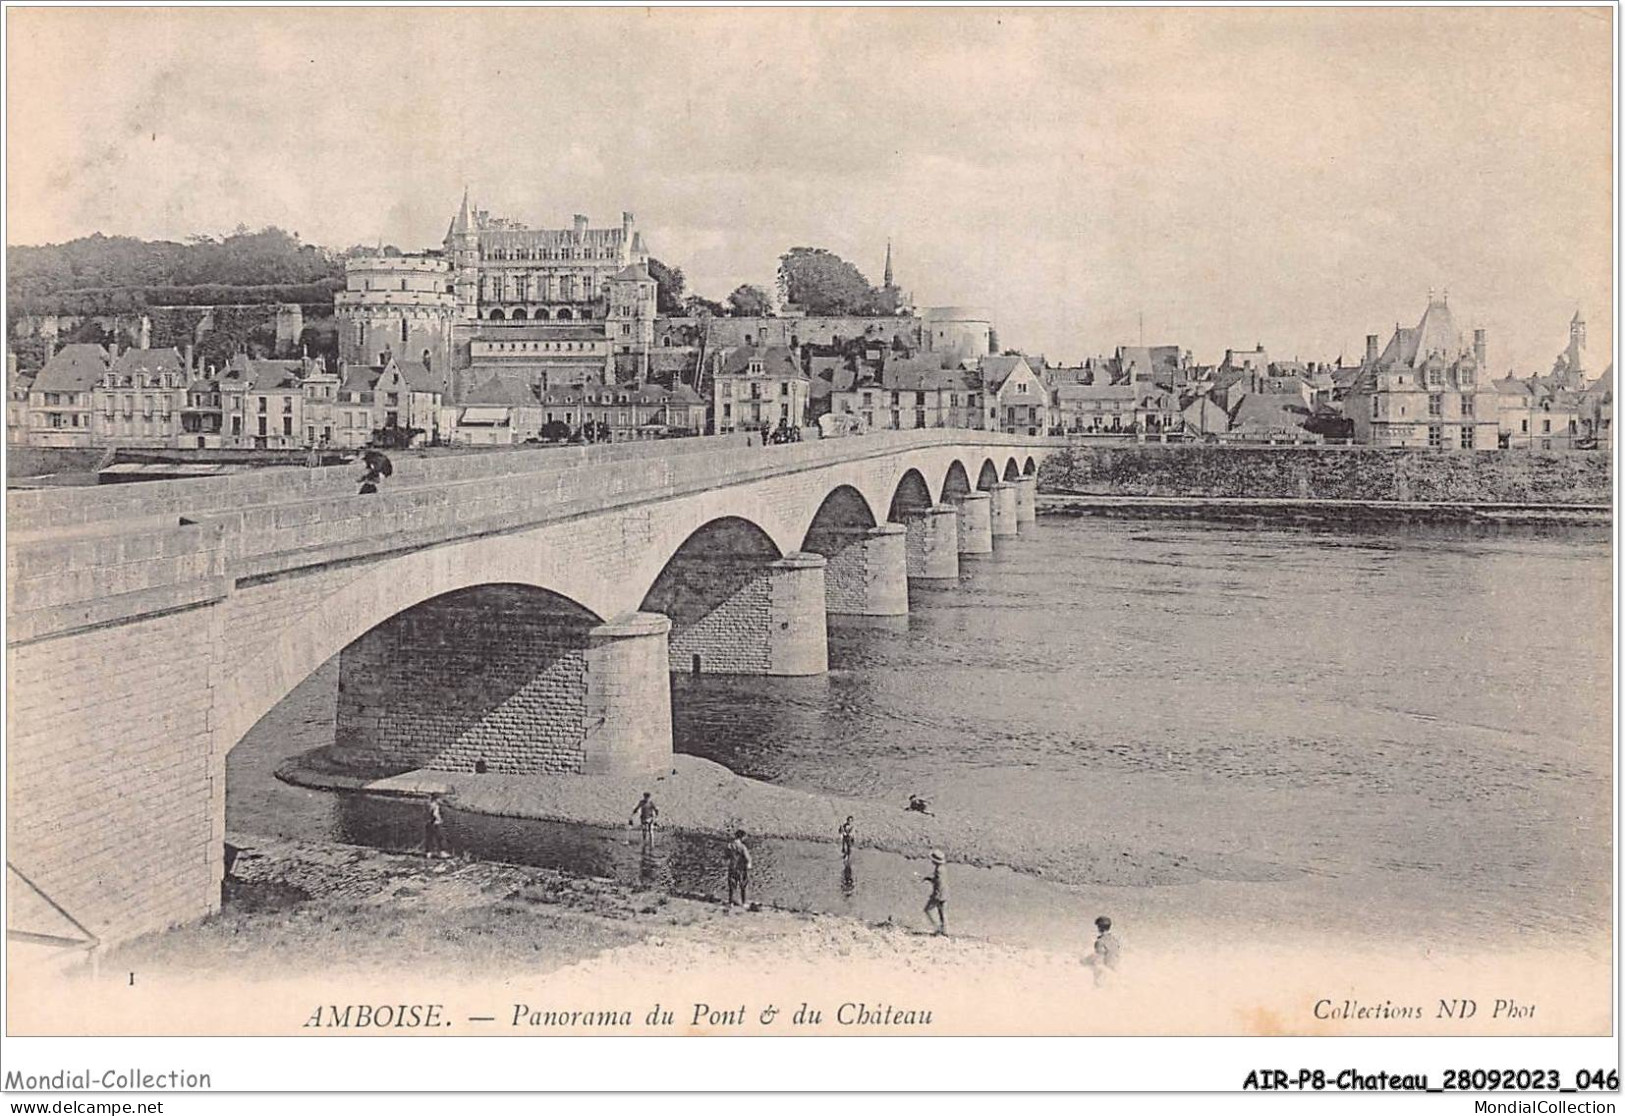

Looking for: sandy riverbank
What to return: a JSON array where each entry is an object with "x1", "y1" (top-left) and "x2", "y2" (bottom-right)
[
  {"x1": 11, "y1": 834, "x2": 1607, "y2": 1037},
  {"x1": 280, "y1": 749, "x2": 1278, "y2": 894}
]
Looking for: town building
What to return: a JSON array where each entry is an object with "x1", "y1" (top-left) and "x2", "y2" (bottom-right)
[
  {"x1": 27, "y1": 344, "x2": 109, "y2": 447},
  {"x1": 712, "y1": 346, "x2": 810, "y2": 435},
  {"x1": 979, "y1": 354, "x2": 1052, "y2": 435},
  {"x1": 827, "y1": 354, "x2": 983, "y2": 431},
  {"x1": 92, "y1": 347, "x2": 189, "y2": 448},
  {"x1": 1345, "y1": 293, "x2": 1498, "y2": 450}
]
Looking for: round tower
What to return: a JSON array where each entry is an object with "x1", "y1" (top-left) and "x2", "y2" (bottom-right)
[{"x1": 334, "y1": 255, "x2": 457, "y2": 380}]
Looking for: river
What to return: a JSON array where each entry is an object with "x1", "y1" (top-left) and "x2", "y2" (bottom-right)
[{"x1": 227, "y1": 515, "x2": 1613, "y2": 950}]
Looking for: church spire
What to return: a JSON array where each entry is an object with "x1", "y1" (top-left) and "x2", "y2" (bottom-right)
[{"x1": 883, "y1": 239, "x2": 893, "y2": 288}]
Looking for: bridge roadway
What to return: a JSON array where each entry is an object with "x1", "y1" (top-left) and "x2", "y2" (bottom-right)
[{"x1": 6, "y1": 430, "x2": 1056, "y2": 949}]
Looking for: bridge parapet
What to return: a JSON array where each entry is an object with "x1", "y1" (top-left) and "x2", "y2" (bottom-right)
[
  {"x1": 6, "y1": 432, "x2": 1056, "y2": 646},
  {"x1": 6, "y1": 519, "x2": 229, "y2": 644}
]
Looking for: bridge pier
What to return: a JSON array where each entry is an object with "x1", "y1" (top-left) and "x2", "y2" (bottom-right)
[
  {"x1": 581, "y1": 612, "x2": 674, "y2": 775},
  {"x1": 903, "y1": 504, "x2": 960, "y2": 581},
  {"x1": 989, "y1": 481, "x2": 1020, "y2": 539},
  {"x1": 955, "y1": 491, "x2": 993, "y2": 554},
  {"x1": 664, "y1": 551, "x2": 828, "y2": 676},
  {"x1": 1013, "y1": 475, "x2": 1038, "y2": 526},
  {"x1": 820, "y1": 524, "x2": 909, "y2": 616}
]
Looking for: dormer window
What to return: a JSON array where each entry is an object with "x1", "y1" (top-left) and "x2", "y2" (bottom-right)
[{"x1": 748, "y1": 360, "x2": 764, "y2": 375}]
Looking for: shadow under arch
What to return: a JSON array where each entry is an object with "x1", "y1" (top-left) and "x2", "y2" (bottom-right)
[
  {"x1": 1003, "y1": 457, "x2": 1022, "y2": 481},
  {"x1": 887, "y1": 468, "x2": 935, "y2": 522},
  {"x1": 942, "y1": 459, "x2": 972, "y2": 501},
  {"x1": 317, "y1": 583, "x2": 605, "y2": 776},
  {"x1": 976, "y1": 458, "x2": 1001, "y2": 490},
  {"x1": 1023, "y1": 456, "x2": 1037, "y2": 476},
  {"x1": 800, "y1": 483, "x2": 880, "y2": 556},
  {"x1": 639, "y1": 516, "x2": 785, "y2": 675}
]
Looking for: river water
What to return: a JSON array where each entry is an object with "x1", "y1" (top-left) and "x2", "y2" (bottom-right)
[{"x1": 227, "y1": 515, "x2": 1613, "y2": 950}]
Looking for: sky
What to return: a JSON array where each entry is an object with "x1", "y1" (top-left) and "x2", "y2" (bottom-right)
[{"x1": 5, "y1": 6, "x2": 1615, "y2": 373}]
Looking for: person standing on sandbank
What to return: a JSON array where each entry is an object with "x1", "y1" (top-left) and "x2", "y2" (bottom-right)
[
  {"x1": 839, "y1": 816, "x2": 856, "y2": 863},
  {"x1": 923, "y1": 849, "x2": 948, "y2": 935},
  {"x1": 727, "y1": 829, "x2": 753, "y2": 907},
  {"x1": 424, "y1": 793, "x2": 448, "y2": 858},
  {"x1": 1086, "y1": 915, "x2": 1121, "y2": 986},
  {"x1": 630, "y1": 792, "x2": 659, "y2": 844}
]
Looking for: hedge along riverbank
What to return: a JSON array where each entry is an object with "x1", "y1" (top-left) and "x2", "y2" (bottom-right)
[{"x1": 1037, "y1": 445, "x2": 1612, "y2": 505}]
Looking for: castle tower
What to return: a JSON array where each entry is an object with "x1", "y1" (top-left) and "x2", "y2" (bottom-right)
[
  {"x1": 444, "y1": 187, "x2": 481, "y2": 321},
  {"x1": 608, "y1": 260, "x2": 658, "y2": 372},
  {"x1": 335, "y1": 255, "x2": 458, "y2": 390}
]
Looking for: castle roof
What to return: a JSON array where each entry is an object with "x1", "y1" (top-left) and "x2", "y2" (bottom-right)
[{"x1": 611, "y1": 262, "x2": 652, "y2": 283}]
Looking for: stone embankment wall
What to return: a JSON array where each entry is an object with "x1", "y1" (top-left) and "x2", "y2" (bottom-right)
[{"x1": 1037, "y1": 446, "x2": 1612, "y2": 505}]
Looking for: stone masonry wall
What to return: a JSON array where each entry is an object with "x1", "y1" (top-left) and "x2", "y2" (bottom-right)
[
  {"x1": 332, "y1": 587, "x2": 593, "y2": 775},
  {"x1": 661, "y1": 566, "x2": 773, "y2": 674},
  {"x1": 1037, "y1": 445, "x2": 1612, "y2": 504},
  {"x1": 6, "y1": 604, "x2": 220, "y2": 945}
]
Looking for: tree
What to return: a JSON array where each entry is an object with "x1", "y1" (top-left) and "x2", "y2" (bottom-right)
[
  {"x1": 776, "y1": 247, "x2": 882, "y2": 316},
  {"x1": 646, "y1": 258, "x2": 687, "y2": 315},
  {"x1": 539, "y1": 419, "x2": 572, "y2": 443},
  {"x1": 727, "y1": 284, "x2": 773, "y2": 318},
  {"x1": 682, "y1": 294, "x2": 726, "y2": 317},
  {"x1": 369, "y1": 424, "x2": 423, "y2": 449}
]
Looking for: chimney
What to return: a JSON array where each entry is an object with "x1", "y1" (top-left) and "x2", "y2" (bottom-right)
[
  {"x1": 1364, "y1": 334, "x2": 1379, "y2": 366},
  {"x1": 573, "y1": 214, "x2": 589, "y2": 237},
  {"x1": 1473, "y1": 328, "x2": 1486, "y2": 367},
  {"x1": 184, "y1": 343, "x2": 195, "y2": 376},
  {"x1": 622, "y1": 211, "x2": 634, "y2": 235}
]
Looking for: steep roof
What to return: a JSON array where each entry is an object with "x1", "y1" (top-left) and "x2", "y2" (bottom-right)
[
  {"x1": 1056, "y1": 382, "x2": 1138, "y2": 402},
  {"x1": 882, "y1": 358, "x2": 974, "y2": 393},
  {"x1": 719, "y1": 346, "x2": 805, "y2": 378},
  {"x1": 112, "y1": 347, "x2": 185, "y2": 377},
  {"x1": 33, "y1": 344, "x2": 110, "y2": 393},
  {"x1": 1229, "y1": 392, "x2": 1312, "y2": 434},
  {"x1": 611, "y1": 262, "x2": 652, "y2": 282},
  {"x1": 339, "y1": 364, "x2": 385, "y2": 395},
  {"x1": 464, "y1": 376, "x2": 538, "y2": 407}
]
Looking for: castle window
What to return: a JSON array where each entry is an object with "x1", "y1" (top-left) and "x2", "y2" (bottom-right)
[
  {"x1": 1427, "y1": 425, "x2": 1442, "y2": 448},
  {"x1": 1461, "y1": 395, "x2": 1474, "y2": 418},
  {"x1": 1427, "y1": 394, "x2": 1442, "y2": 417},
  {"x1": 1460, "y1": 426, "x2": 1475, "y2": 449}
]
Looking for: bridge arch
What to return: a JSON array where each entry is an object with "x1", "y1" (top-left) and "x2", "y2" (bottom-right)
[
  {"x1": 217, "y1": 539, "x2": 628, "y2": 755},
  {"x1": 800, "y1": 484, "x2": 880, "y2": 554},
  {"x1": 1003, "y1": 457, "x2": 1022, "y2": 481},
  {"x1": 976, "y1": 458, "x2": 1001, "y2": 490},
  {"x1": 942, "y1": 459, "x2": 972, "y2": 501},
  {"x1": 888, "y1": 468, "x2": 935, "y2": 520},
  {"x1": 318, "y1": 583, "x2": 604, "y2": 775},
  {"x1": 1024, "y1": 456, "x2": 1036, "y2": 475}
]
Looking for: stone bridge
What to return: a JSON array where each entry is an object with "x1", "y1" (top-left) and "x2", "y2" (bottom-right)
[{"x1": 6, "y1": 430, "x2": 1057, "y2": 947}]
